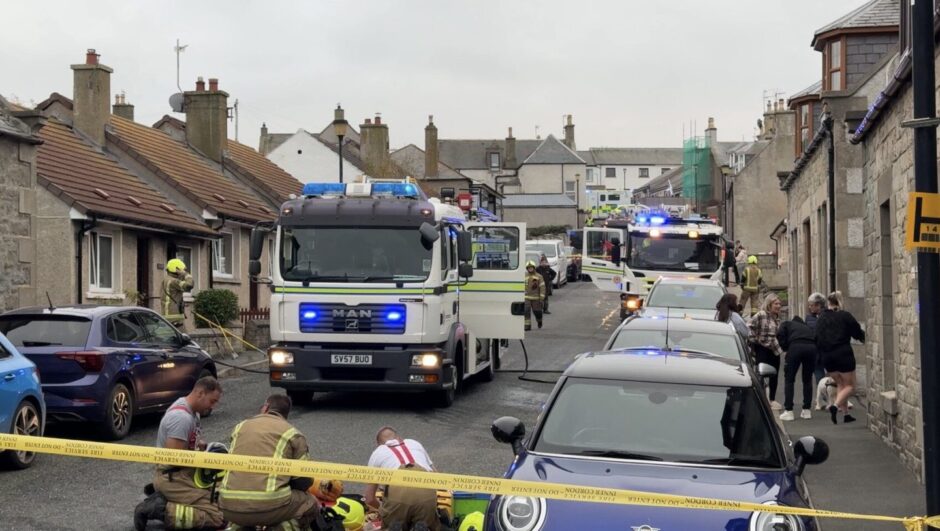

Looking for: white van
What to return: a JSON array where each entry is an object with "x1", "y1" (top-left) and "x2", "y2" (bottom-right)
[{"x1": 525, "y1": 240, "x2": 568, "y2": 288}]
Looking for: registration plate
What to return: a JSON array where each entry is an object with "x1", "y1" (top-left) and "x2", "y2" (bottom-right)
[{"x1": 330, "y1": 354, "x2": 373, "y2": 365}]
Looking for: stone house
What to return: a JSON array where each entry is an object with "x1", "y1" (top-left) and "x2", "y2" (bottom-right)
[
  {"x1": 578, "y1": 147, "x2": 682, "y2": 204},
  {"x1": 0, "y1": 96, "x2": 43, "y2": 312},
  {"x1": 780, "y1": 0, "x2": 899, "y2": 323},
  {"x1": 846, "y1": 0, "x2": 934, "y2": 480}
]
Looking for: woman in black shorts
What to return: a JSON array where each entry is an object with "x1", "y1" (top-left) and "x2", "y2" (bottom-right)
[{"x1": 815, "y1": 291, "x2": 865, "y2": 424}]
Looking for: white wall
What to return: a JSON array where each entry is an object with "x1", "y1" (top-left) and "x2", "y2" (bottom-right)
[
  {"x1": 267, "y1": 131, "x2": 362, "y2": 184},
  {"x1": 597, "y1": 164, "x2": 676, "y2": 196},
  {"x1": 517, "y1": 163, "x2": 586, "y2": 194}
]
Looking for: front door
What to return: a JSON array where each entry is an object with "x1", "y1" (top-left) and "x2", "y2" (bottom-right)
[
  {"x1": 582, "y1": 227, "x2": 626, "y2": 293},
  {"x1": 460, "y1": 222, "x2": 526, "y2": 340},
  {"x1": 137, "y1": 237, "x2": 150, "y2": 308}
]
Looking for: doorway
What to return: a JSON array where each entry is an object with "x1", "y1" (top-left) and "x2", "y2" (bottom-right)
[
  {"x1": 880, "y1": 201, "x2": 896, "y2": 392},
  {"x1": 802, "y1": 218, "x2": 812, "y2": 303},
  {"x1": 136, "y1": 237, "x2": 150, "y2": 308}
]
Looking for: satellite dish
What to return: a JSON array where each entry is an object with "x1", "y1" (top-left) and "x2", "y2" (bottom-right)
[{"x1": 169, "y1": 93, "x2": 184, "y2": 113}]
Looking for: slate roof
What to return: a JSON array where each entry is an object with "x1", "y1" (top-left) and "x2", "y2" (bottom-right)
[
  {"x1": 0, "y1": 95, "x2": 41, "y2": 144},
  {"x1": 438, "y1": 139, "x2": 542, "y2": 170},
  {"x1": 523, "y1": 135, "x2": 585, "y2": 165},
  {"x1": 501, "y1": 193, "x2": 577, "y2": 208},
  {"x1": 318, "y1": 122, "x2": 361, "y2": 148},
  {"x1": 789, "y1": 80, "x2": 823, "y2": 103},
  {"x1": 577, "y1": 150, "x2": 596, "y2": 165},
  {"x1": 390, "y1": 144, "x2": 468, "y2": 180},
  {"x1": 225, "y1": 140, "x2": 303, "y2": 202},
  {"x1": 36, "y1": 119, "x2": 213, "y2": 235},
  {"x1": 583, "y1": 147, "x2": 683, "y2": 166},
  {"x1": 312, "y1": 132, "x2": 368, "y2": 172},
  {"x1": 813, "y1": 0, "x2": 899, "y2": 47},
  {"x1": 637, "y1": 166, "x2": 684, "y2": 196},
  {"x1": 710, "y1": 141, "x2": 746, "y2": 169},
  {"x1": 108, "y1": 115, "x2": 272, "y2": 223}
]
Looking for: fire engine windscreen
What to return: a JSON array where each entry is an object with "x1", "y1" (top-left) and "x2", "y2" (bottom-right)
[
  {"x1": 627, "y1": 234, "x2": 720, "y2": 272},
  {"x1": 280, "y1": 227, "x2": 433, "y2": 282}
]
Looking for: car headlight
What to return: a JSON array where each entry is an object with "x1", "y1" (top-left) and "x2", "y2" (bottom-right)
[
  {"x1": 269, "y1": 350, "x2": 293, "y2": 365},
  {"x1": 411, "y1": 353, "x2": 440, "y2": 368},
  {"x1": 498, "y1": 496, "x2": 546, "y2": 531},
  {"x1": 749, "y1": 502, "x2": 804, "y2": 531}
]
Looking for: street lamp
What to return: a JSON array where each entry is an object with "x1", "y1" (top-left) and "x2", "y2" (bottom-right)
[{"x1": 332, "y1": 104, "x2": 348, "y2": 183}]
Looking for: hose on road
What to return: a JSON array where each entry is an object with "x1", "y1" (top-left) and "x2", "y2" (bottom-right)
[{"x1": 495, "y1": 340, "x2": 562, "y2": 384}]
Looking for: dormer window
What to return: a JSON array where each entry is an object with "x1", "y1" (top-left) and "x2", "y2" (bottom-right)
[
  {"x1": 489, "y1": 152, "x2": 500, "y2": 169},
  {"x1": 824, "y1": 38, "x2": 845, "y2": 91}
]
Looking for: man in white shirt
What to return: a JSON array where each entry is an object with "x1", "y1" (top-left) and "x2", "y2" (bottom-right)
[{"x1": 364, "y1": 426, "x2": 440, "y2": 531}]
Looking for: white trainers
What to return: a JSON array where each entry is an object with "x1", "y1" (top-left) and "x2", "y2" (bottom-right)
[
  {"x1": 800, "y1": 410, "x2": 812, "y2": 420},
  {"x1": 771, "y1": 401, "x2": 783, "y2": 411},
  {"x1": 779, "y1": 410, "x2": 795, "y2": 421}
]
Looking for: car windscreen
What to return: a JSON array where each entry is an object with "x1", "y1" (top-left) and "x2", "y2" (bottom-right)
[
  {"x1": 628, "y1": 234, "x2": 720, "y2": 272},
  {"x1": 0, "y1": 315, "x2": 92, "y2": 348},
  {"x1": 535, "y1": 378, "x2": 781, "y2": 467},
  {"x1": 526, "y1": 243, "x2": 557, "y2": 258},
  {"x1": 646, "y1": 283, "x2": 724, "y2": 310},
  {"x1": 610, "y1": 328, "x2": 741, "y2": 359},
  {"x1": 280, "y1": 227, "x2": 433, "y2": 282}
]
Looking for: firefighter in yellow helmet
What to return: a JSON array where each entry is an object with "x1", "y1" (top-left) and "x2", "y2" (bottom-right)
[
  {"x1": 162, "y1": 258, "x2": 194, "y2": 329},
  {"x1": 740, "y1": 255, "x2": 763, "y2": 317},
  {"x1": 524, "y1": 260, "x2": 546, "y2": 331}
]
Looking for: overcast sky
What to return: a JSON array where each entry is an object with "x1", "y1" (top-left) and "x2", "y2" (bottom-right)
[{"x1": 3, "y1": 0, "x2": 866, "y2": 150}]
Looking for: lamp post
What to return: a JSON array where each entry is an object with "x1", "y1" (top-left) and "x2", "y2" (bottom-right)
[
  {"x1": 332, "y1": 104, "x2": 348, "y2": 183},
  {"x1": 575, "y1": 173, "x2": 581, "y2": 228}
]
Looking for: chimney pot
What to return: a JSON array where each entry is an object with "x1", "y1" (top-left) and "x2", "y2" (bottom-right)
[
  {"x1": 196, "y1": 77, "x2": 205, "y2": 91},
  {"x1": 566, "y1": 114, "x2": 573, "y2": 125},
  {"x1": 208, "y1": 78, "x2": 219, "y2": 91},
  {"x1": 85, "y1": 49, "x2": 99, "y2": 65},
  {"x1": 778, "y1": 98, "x2": 785, "y2": 110},
  {"x1": 374, "y1": 114, "x2": 382, "y2": 125},
  {"x1": 428, "y1": 114, "x2": 433, "y2": 124},
  {"x1": 365, "y1": 118, "x2": 372, "y2": 125},
  {"x1": 508, "y1": 127, "x2": 513, "y2": 138}
]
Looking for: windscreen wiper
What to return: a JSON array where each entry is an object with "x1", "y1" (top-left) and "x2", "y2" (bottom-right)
[
  {"x1": 361, "y1": 275, "x2": 425, "y2": 283},
  {"x1": 304, "y1": 274, "x2": 365, "y2": 282},
  {"x1": 576, "y1": 450, "x2": 664, "y2": 461}
]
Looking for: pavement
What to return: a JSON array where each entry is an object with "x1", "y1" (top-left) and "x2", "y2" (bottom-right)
[{"x1": 0, "y1": 280, "x2": 926, "y2": 530}]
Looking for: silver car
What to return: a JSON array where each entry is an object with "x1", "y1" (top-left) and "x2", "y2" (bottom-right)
[{"x1": 604, "y1": 315, "x2": 749, "y2": 362}]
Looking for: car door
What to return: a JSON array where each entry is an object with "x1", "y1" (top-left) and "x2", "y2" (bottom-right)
[
  {"x1": 105, "y1": 311, "x2": 166, "y2": 409},
  {"x1": 582, "y1": 227, "x2": 627, "y2": 293},
  {"x1": 134, "y1": 311, "x2": 200, "y2": 402},
  {"x1": 0, "y1": 340, "x2": 35, "y2": 433},
  {"x1": 461, "y1": 222, "x2": 526, "y2": 340}
]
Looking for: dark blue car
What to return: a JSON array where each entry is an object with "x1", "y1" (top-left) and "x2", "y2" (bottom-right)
[
  {"x1": 0, "y1": 306, "x2": 216, "y2": 440},
  {"x1": 489, "y1": 348, "x2": 828, "y2": 531}
]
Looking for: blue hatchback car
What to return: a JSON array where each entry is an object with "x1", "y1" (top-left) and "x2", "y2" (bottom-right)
[
  {"x1": 0, "y1": 331, "x2": 45, "y2": 469},
  {"x1": 489, "y1": 348, "x2": 829, "y2": 531},
  {"x1": 0, "y1": 306, "x2": 216, "y2": 440}
]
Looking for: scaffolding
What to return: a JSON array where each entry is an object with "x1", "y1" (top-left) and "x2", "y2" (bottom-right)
[{"x1": 682, "y1": 136, "x2": 711, "y2": 209}]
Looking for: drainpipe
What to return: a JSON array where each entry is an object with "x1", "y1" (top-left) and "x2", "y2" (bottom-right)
[
  {"x1": 822, "y1": 111, "x2": 836, "y2": 293},
  {"x1": 76, "y1": 218, "x2": 97, "y2": 304}
]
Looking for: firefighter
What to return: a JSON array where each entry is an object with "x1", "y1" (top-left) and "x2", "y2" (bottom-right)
[
  {"x1": 364, "y1": 426, "x2": 440, "y2": 531},
  {"x1": 219, "y1": 394, "x2": 321, "y2": 530},
  {"x1": 524, "y1": 260, "x2": 546, "y2": 330},
  {"x1": 740, "y1": 255, "x2": 763, "y2": 317},
  {"x1": 162, "y1": 258, "x2": 194, "y2": 329},
  {"x1": 535, "y1": 255, "x2": 556, "y2": 314}
]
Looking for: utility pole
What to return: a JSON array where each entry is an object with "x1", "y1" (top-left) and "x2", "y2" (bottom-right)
[{"x1": 910, "y1": 0, "x2": 940, "y2": 516}]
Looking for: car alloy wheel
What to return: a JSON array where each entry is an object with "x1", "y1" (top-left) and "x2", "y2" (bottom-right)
[
  {"x1": 99, "y1": 383, "x2": 133, "y2": 440},
  {"x1": 5, "y1": 401, "x2": 40, "y2": 468}
]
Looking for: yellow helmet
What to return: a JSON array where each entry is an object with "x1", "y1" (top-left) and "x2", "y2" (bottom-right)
[
  {"x1": 332, "y1": 497, "x2": 365, "y2": 530},
  {"x1": 459, "y1": 512, "x2": 485, "y2": 531},
  {"x1": 166, "y1": 258, "x2": 187, "y2": 274},
  {"x1": 526, "y1": 260, "x2": 537, "y2": 269},
  {"x1": 747, "y1": 255, "x2": 758, "y2": 264}
]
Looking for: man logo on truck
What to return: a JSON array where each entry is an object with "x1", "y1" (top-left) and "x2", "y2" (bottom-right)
[
  {"x1": 345, "y1": 319, "x2": 359, "y2": 331},
  {"x1": 333, "y1": 309, "x2": 373, "y2": 318}
]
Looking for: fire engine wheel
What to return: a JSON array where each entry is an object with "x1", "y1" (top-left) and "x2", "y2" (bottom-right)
[{"x1": 287, "y1": 390, "x2": 315, "y2": 406}]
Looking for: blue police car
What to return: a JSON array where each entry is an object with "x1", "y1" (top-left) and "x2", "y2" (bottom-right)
[{"x1": 489, "y1": 348, "x2": 828, "y2": 531}]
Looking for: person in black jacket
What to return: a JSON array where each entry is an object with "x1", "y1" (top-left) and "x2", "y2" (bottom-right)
[
  {"x1": 721, "y1": 240, "x2": 739, "y2": 287},
  {"x1": 777, "y1": 315, "x2": 816, "y2": 421},
  {"x1": 815, "y1": 291, "x2": 865, "y2": 424},
  {"x1": 535, "y1": 255, "x2": 556, "y2": 314}
]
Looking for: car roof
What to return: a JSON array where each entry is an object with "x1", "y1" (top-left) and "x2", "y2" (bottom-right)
[
  {"x1": 651, "y1": 277, "x2": 724, "y2": 287},
  {"x1": 526, "y1": 239, "x2": 562, "y2": 244},
  {"x1": 0, "y1": 305, "x2": 143, "y2": 318},
  {"x1": 617, "y1": 316, "x2": 735, "y2": 334},
  {"x1": 565, "y1": 348, "x2": 752, "y2": 387}
]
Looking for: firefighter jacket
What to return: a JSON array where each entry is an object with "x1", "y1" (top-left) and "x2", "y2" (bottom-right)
[
  {"x1": 741, "y1": 265, "x2": 762, "y2": 292},
  {"x1": 161, "y1": 272, "x2": 194, "y2": 324},
  {"x1": 218, "y1": 413, "x2": 310, "y2": 513},
  {"x1": 525, "y1": 271, "x2": 546, "y2": 301}
]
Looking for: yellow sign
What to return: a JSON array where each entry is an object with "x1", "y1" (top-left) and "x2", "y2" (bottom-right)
[
  {"x1": 0, "y1": 434, "x2": 937, "y2": 530},
  {"x1": 906, "y1": 192, "x2": 940, "y2": 251}
]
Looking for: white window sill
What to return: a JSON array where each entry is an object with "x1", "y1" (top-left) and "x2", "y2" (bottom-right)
[
  {"x1": 86, "y1": 292, "x2": 126, "y2": 301},
  {"x1": 183, "y1": 293, "x2": 195, "y2": 303},
  {"x1": 212, "y1": 276, "x2": 241, "y2": 285}
]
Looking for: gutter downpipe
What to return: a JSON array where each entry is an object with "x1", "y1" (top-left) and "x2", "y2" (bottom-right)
[
  {"x1": 823, "y1": 111, "x2": 836, "y2": 294},
  {"x1": 76, "y1": 218, "x2": 97, "y2": 304}
]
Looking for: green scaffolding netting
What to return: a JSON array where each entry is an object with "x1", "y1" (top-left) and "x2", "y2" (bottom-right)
[{"x1": 682, "y1": 136, "x2": 711, "y2": 207}]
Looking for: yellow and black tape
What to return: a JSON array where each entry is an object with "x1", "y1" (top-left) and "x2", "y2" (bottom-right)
[{"x1": 0, "y1": 434, "x2": 936, "y2": 530}]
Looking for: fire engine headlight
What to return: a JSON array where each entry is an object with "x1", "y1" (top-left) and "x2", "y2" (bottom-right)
[
  {"x1": 688, "y1": 230, "x2": 699, "y2": 238},
  {"x1": 269, "y1": 350, "x2": 294, "y2": 366},
  {"x1": 411, "y1": 353, "x2": 440, "y2": 368},
  {"x1": 498, "y1": 496, "x2": 546, "y2": 531},
  {"x1": 649, "y1": 229, "x2": 661, "y2": 238}
]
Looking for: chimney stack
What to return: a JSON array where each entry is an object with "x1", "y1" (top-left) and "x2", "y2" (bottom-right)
[
  {"x1": 705, "y1": 117, "x2": 717, "y2": 144},
  {"x1": 112, "y1": 92, "x2": 135, "y2": 121},
  {"x1": 360, "y1": 113, "x2": 391, "y2": 177},
  {"x1": 184, "y1": 76, "x2": 229, "y2": 162},
  {"x1": 424, "y1": 115, "x2": 438, "y2": 178},
  {"x1": 71, "y1": 48, "x2": 113, "y2": 145},
  {"x1": 563, "y1": 114, "x2": 576, "y2": 150},
  {"x1": 504, "y1": 127, "x2": 517, "y2": 169}
]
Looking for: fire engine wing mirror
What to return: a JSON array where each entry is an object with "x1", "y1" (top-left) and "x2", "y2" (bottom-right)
[
  {"x1": 419, "y1": 222, "x2": 440, "y2": 250},
  {"x1": 457, "y1": 232, "x2": 473, "y2": 262},
  {"x1": 458, "y1": 263, "x2": 474, "y2": 279},
  {"x1": 249, "y1": 227, "x2": 267, "y2": 261}
]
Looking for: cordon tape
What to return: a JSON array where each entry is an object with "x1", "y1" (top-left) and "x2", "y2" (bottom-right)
[{"x1": 1, "y1": 434, "x2": 937, "y2": 529}]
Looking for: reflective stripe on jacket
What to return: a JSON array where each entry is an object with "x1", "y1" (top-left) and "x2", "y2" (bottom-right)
[
  {"x1": 742, "y1": 265, "x2": 762, "y2": 292},
  {"x1": 524, "y1": 272, "x2": 545, "y2": 301},
  {"x1": 219, "y1": 413, "x2": 309, "y2": 512},
  {"x1": 161, "y1": 272, "x2": 193, "y2": 323}
]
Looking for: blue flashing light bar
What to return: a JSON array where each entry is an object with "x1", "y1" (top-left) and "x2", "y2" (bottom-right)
[
  {"x1": 386, "y1": 310, "x2": 404, "y2": 322},
  {"x1": 302, "y1": 183, "x2": 346, "y2": 197},
  {"x1": 372, "y1": 182, "x2": 419, "y2": 198},
  {"x1": 650, "y1": 215, "x2": 666, "y2": 225}
]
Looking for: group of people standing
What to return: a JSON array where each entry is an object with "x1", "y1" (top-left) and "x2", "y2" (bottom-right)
[
  {"x1": 523, "y1": 255, "x2": 557, "y2": 331},
  {"x1": 716, "y1": 289, "x2": 865, "y2": 425}
]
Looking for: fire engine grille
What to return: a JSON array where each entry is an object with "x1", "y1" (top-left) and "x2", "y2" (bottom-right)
[{"x1": 298, "y1": 303, "x2": 406, "y2": 334}]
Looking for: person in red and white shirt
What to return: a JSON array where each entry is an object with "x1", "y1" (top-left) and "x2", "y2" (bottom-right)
[{"x1": 364, "y1": 426, "x2": 440, "y2": 531}]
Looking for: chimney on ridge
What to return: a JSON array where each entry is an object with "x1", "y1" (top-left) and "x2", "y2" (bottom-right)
[
  {"x1": 112, "y1": 92, "x2": 134, "y2": 121},
  {"x1": 424, "y1": 115, "x2": 438, "y2": 178},
  {"x1": 360, "y1": 113, "x2": 391, "y2": 177},
  {"x1": 504, "y1": 127, "x2": 517, "y2": 169},
  {"x1": 71, "y1": 49, "x2": 113, "y2": 145},
  {"x1": 184, "y1": 76, "x2": 229, "y2": 162},
  {"x1": 705, "y1": 117, "x2": 717, "y2": 144},
  {"x1": 563, "y1": 114, "x2": 576, "y2": 150}
]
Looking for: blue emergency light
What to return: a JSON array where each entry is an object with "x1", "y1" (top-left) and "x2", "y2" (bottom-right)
[
  {"x1": 386, "y1": 310, "x2": 403, "y2": 322},
  {"x1": 372, "y1": 182, "x2": 419, "y2": 198},
  {"x1": 650, "y1": 215, "x2": 666, "y2": 225},
  {"x1": 302, "y1": 183, "x2": 346, "y2": 196}
]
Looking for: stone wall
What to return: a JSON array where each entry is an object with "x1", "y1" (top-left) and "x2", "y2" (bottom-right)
[
  {"x1": 0, "y1": 137, "x2": 39, "y2": 311},
  {"x1": 860, "y1": 77, "x2": 923, "y2": 480},
  {"x1": 846, "y1": 34, "x2": 899, "y2": 87}
]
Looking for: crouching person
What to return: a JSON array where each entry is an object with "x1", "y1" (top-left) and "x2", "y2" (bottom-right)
[
  {"x1": 364, "y1": 426, "x2": 440, "y2": 531},
  {"x1": 219, "y1": 394, "x2": 320, "y2": 530}
]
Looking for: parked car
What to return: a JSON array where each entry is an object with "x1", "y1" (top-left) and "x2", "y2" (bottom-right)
[
  {"x1": 638, "y1": 277, "x2": 727, "y2": 319},
  {"x1": 525, "y1": 240, "x2": 568, "y2": 288},
  {"x1": 0, "y1": 331, "x2": 45, "y2": 469},
  {"x1": 489, "y1": 347, "x2": 828, "y2": 530},
  {"x1": 605, "y1": 315, "x2": 749, "y2": 361},
  {"x1": 563, "y1": 245, "x2": 581, "y2": 282},
  {"x1": 0, "y1": 306, "x2": 217, "y2": 440}
]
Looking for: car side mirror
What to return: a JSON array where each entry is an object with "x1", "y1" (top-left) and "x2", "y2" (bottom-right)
[
  {"x1": 793, "y1": 436, "x2": 829, "y2": 474},
  {"x1": 457, "y1": 232, "x2": 473, "y2": 262},
  {"x1": 419, "y1": 222, "x2": 440, "y2": 250},
  {"x1": 177, "y1": 333, "x2": 192, "y2": 346},
  {"x1": 249, "y1": 260, "x2": 262, "y2": 277},
  {"x1": 757, "y1": 363, "x2": 777, "y2": 377},
  {"x1": 458, "y1": 263, "x2": 474, "y2": 279},
  {"x1": 492, "y1": 416, "x2": 526, "y2": 456},
  {"x1": 249, "y1": 227, "x2": 267, "y2": 261}
]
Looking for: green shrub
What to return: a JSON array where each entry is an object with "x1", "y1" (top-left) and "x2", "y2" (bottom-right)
[
  {"x1": 529, "y1": 225, "x2": 571, "y2": 238},
  {"x1": 194, "y1": 289, "x2": 239, "y2": 328}
]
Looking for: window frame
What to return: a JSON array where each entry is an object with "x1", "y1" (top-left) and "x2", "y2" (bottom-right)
[
  {"x1": 89, "y1": 230, "x2": 117, "y2": 293},
  {"x1": 639, "y1": 167, "x2": 650, "y2": 178},
  {"x1": 661, "y1": 167, "x2": 671, "y2": 175},
  {"x1": 134, "y1": 310, "x2": 182, "y2": 347},
  {"x1": 794, "y1": 100, "x2": 816, "y2": 155},
  {"x1": 174, "y1": 245, "x2": 197, "y2": 294},
  {"x1": 823, "y1": 36, "x2": 846, "y2": 91},
  {"x1": 605, "y1": 167, "x2": 617, "y2": 178},
  {"x1": 488, "y1": 152, "x2": 501, "y2": 170},
  {"x1": 212, "y1": 231, "x2": 235, "y2": 279}
]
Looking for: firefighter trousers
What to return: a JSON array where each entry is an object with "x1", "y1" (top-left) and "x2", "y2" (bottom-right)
[
  {"x1": 154, "y1": 468, "x2": 224, "y2": 530},
  {"x1": 524, "y1": 299, "x2": 543, "y2": 330},
  {"x1": 222, "y1": 490, "x2": 319, "y2": 530},
  {"x1": 739, "y1": 289, "x2": 760, "y2": 316},
  {"x1": 380, "y1": 486, "x2": 441, "y2": 531}
]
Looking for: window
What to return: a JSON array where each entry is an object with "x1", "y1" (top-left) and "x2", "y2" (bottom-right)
[
  {"x1": 661, "y1": 168, "x2": 671, "y2": 175},
  {"x1": 795, "y1": 101, "x2": 816, "y2": 155},
  {"x1": 0, "y1": 315, "x2": 92, "y2": 348},
  {"x1": 213, "y1": 232, "x2": 234, "y2": 277},
  {"x1": 488, "y1": 152, "x2": 500, "y2": 169},
  {"x1": 0, "y1": 341, "x2": 10, "y2": 359},
  {"x1": 586, "y1": 168, "x2": 596, "y2": 183},
  {"x1": 90, "y1": 231, "x2": 114, "y2": 291},
  {"x1": 639, "y1": 168, "x2": 650, "y2": 178},
  {"x1": 824, "y1": 38, "x2": 845, "y2": 91},
  {"x1": 605, "y1": 167, "x2": 616, "y2": 178},
  {"x1": 565, "y1": 180, "x2": 576, "y2": 200},
  {"x1": 468, "y1": 226, "x2": 520, "y2": 270},
  {"x1": 135, "y1": 311, "x2": 181, "y2": 346},
  {"x1": 439, "y1": 228, "x2": 455, "y2": 280},
  {"x1": 107, "y1": 312, "x2": 148, "y2": 343}
]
